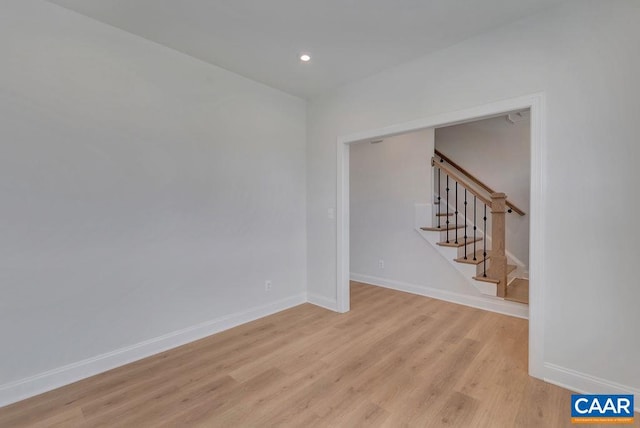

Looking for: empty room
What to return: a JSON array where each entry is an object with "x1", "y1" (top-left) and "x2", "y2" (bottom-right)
[{"x1": 1, "y1": 0, "x2": 639, "y2": 426}]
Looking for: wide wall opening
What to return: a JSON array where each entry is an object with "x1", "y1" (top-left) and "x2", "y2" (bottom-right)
[{"x1": 336, "y1": 94, "x2": 545, "y2": 378}]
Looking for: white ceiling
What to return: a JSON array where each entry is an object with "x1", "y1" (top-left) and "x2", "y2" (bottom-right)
[{"x1": 46, "y1": 0, "x2": 563, "y2": 99}]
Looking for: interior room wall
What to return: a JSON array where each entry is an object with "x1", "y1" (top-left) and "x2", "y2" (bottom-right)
[
  {"x1": 307, "y1": 0, "x2": 640, "y2": 399},
  {"x1": 349, "y1": 129, "x2": 480, "y2": 295},
  {"x1": 0, "y1": 0, "x2": 306, "y2": 403},
  {"x1": 435, "y1": 114, "x2": 530, "y2": 268}
]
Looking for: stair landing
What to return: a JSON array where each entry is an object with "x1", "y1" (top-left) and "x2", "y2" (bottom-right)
[{"x1": 505, "y1": 278, "x2": 529, "y2": 304}]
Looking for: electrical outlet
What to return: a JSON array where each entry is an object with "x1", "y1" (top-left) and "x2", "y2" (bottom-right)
[
  {"x1": 265, "y1": 280, "x2": 272, "y2": 292},
  {"x1": 378, "y1": 259, "x2": 384, "y2": 269}
]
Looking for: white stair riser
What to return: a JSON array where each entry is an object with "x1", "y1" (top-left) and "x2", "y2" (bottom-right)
[
  {"x1": 433, "y1": 228, "x2": 483, "y2": 242},
  {"x1": 471, "y1": 258, "x2": 522, "y2": 279}
]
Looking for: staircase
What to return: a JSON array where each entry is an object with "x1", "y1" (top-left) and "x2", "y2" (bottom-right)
[{"x1": 417, "y1": 151, "x2": 529, "y2": 304}]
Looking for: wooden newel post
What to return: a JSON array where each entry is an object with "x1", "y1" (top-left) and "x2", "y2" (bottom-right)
[{"x1": 489, "y1": 193, "x2": 508, "y2": 298}]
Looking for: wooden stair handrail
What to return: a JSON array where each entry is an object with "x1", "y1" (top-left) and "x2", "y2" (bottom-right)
[
  {"x1": 431, "y1": 157, "x2": 491, "y2": 206},
  {"x1": 434, "y1": 149, "x2": 526, "y2": 216}
]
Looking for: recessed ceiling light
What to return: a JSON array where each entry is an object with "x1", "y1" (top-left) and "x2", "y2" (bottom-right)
[{"x1": 299, "y1": 53, "x2": 311, "y2": 62}]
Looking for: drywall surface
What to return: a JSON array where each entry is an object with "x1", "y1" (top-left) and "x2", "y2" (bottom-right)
[
  {"x1": 436, "y1": 115, "x2": 530, "y2": 268},
  {"x1": 0, "y1": 0, "x2": 306, "y2": 392},
  {"x1": 307, "y1": 0, "x2": 640, "y2": 393},
  {"x1": 350, "y1": 130, "x2": 477, "y2": 295}
]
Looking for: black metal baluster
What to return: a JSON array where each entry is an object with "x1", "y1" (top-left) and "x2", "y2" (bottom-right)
[
  {"x1": 437, "y1": 168, "x2": 441, "y2": 228},
  {"x1": 454, "y1": 182, "x2": 458, "y2": 244},
  {"x1": 483, "y1": 204, "x2": 487, "y2": 277},
  {"x1": 463, "y1": 189, "x2": 468, "y2": 260},
  {"x1": 473, "y1": 196, "x2": 477, "y2": 261},
  {"x1": 446, "y1": 175, "x2": 450, "y2": 243}
]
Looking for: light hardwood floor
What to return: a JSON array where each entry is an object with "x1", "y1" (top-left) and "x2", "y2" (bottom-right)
[{"x1": 0, "y1": 282, "x2": 637, "y2": 427}]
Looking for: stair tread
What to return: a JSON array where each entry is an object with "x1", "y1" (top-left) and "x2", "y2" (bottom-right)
[
  {"x1": 472, "y1": 275, "x2": 500, "y2": 284},
  {"x1": 453, "y1": 252, "x2": 519, "y2": 272},
  {"x1": 437, "y1": 237, "x2": 483, "y2": 248},
  {"x1": 421, "y1": 225, "x2": 465, "y2": 232},
  {"x1": 454, "y1": 250, "x2": 491, "y2": 264}
]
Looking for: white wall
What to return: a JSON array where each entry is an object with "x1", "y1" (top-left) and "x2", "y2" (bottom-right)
[
  {"x1": 308, "y1": 0, "x2": 640, "y2": 397},
  {"x1": 0, "y1": 0, "x2": 306, "y2": 401},
  {"x1": 436, "y1": 114, "x2": 530, "y2": 268},
  {"x1": 349, "y1": 130, "x2": 478, "y2": 295}
]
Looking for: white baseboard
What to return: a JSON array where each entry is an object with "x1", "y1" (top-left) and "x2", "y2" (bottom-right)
[
  {"x1": 544, "y1": 363, "x2": 640, "y2": 413},
  {"x1": 350, "y1": 272, "x2": 528, "y2": 319},
  {"x1": 307, "y1": 293, "x2": 338, "y2": 311},
  {"x1": 0, "y1": 293, "x2": 307, "y2": 408}
]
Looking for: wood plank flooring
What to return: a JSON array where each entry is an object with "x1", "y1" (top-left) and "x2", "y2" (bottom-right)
[{"x1": 0, "y1": 281, "x2": 637, "y2": 427}]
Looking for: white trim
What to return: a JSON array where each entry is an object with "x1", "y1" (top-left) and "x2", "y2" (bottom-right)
[
  {"x1": 544, "y1": 363, "x2": 640, "y2": 413},
  {"x1": 0, "y1": 293, "x2": 307, "y2": 408},
  {"x1": 336, "y1": 93, "x2": 546, "y2": 380},
  {"x1": 528, "y1": 93, "x2": 546, "y2": 379},
  {"x1": 307, "y1": 293, "x2": 339, "y2": 311},
  {"x1": 336, "y1": 141, "x2": 350, "y2": 313},
  {"x1": 350, "y1": 273, "x2": 528, "y2": 319}
]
